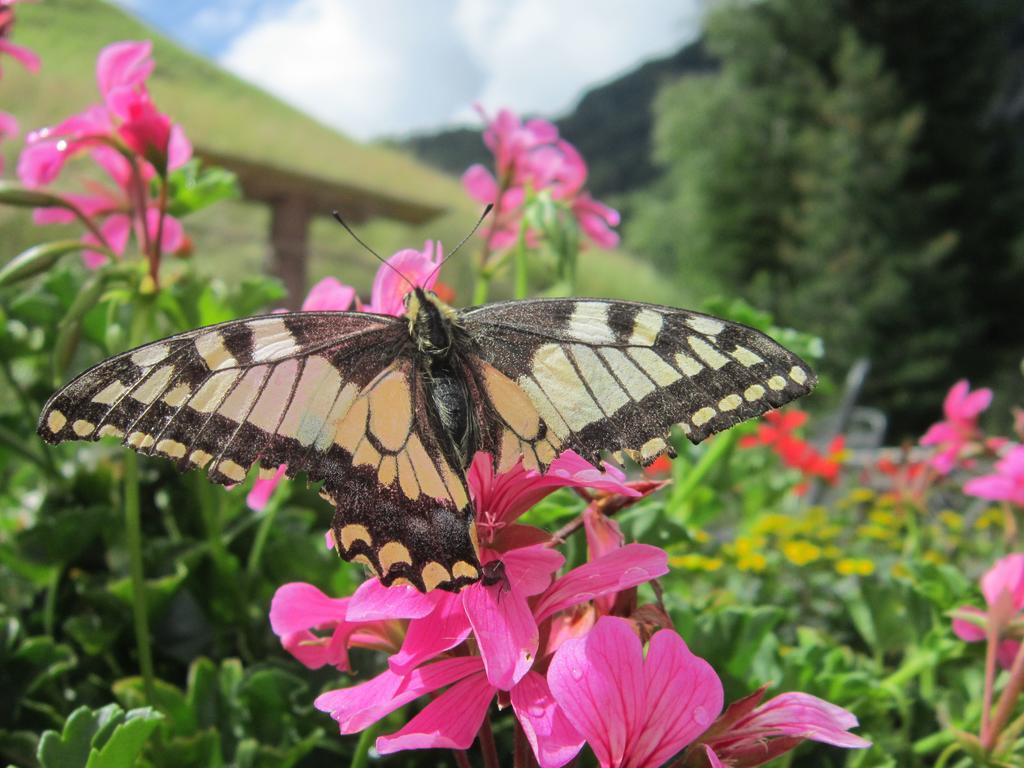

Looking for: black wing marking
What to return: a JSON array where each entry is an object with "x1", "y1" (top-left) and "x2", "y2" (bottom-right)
[
  {"x1": 459, "y1": 298, "x2": 816, "y2": 466},
  {"x1": 38, "y1": 311, "x2": 480, "y2": 591}
]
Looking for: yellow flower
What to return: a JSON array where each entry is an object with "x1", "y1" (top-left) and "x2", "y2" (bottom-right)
[
  {"x1": 890, "y1": 562, "x2": 910, "y2": 579},
  {"x1": 938, "y1": 510, "x2": 963, "y2": 531},
  {"x1": 975, "y1": 508, "x2": 1004, "y2": 530},
  {"x1": 849, "y1": 487, "x2": 876, "y2": 503},
  {"x1": 753, "y1": 513, "x2": 794, "y2": 536},
  {"x1": 869, "y1": 510, "x2": 897, "y2": 527},
  {"x1": 692, "y1": 529, "x2": 711, "y2": 544},
  {"x1": 816, "y1": 525, "x2": 843, "y2": 541},
  {"x1": 856, "y1": 524, "x2": 894, "y2": 541},
  {"x1": 782, "y1": 540, "x2": 821, "y2": 566},
  {"x1": 737, "y1": 552, "x2": 768, "y2": 572},
  {"x1": 670, "y1": 554, "x2": 724, "y2": 572},
  {"x1": 836, "y1": 558, "x2": 875, "y2": 577},
  {"x1": 922, "y1": 550, "x2": 945, "y2": 565}
]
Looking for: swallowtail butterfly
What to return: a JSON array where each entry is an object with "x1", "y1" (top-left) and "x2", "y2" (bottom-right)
[{"x1": 38, "y1": 288, "x2": 815, "y2": 592}]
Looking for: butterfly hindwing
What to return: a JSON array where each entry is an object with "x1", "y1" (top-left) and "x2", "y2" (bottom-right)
[{"x1": 460, "y1": 298, "x2": 816, "y2": 467}]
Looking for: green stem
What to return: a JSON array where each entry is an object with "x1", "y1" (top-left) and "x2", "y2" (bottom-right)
[
  {"x1": 43, "y1": 566, "x2": 60, "y2": 637},
  {"x1": 124, "y1": 450, "x2": 156, "y2": 704},
  {"x1": 473, "y1": 271, "x2": 490, "y2": 305},
  {"x1": 349, "y1": 721, "x2": 381, "y2": 768},
  {"x1": 245, "y1": 500, "x2": 280, "y2": 580},
  {"x1": 983, "y1": 636, "x2": 1024, "y2": 751},
  {"x1": 513, "y1": 219, "x2": 529, "y2": 300},
  {"x1": 932, "y1": 742, "x2": 962, "y2": 768},
  {"x1": 670, "y1": 431, "x2": 739, "y2": 522}
]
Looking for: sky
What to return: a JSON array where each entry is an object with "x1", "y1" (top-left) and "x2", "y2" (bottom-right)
[{"x1": 111, "y1": 0, "x2": 702, "y2": 140}]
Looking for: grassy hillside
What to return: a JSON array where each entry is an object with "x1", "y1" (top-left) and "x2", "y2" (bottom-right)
[{"x1": 0, "y1": 0, "x2": 687, "y2": 306}]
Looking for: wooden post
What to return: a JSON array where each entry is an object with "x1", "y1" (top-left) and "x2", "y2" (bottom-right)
[{"x1": 268, "y1": 195, "x2": 311, "y2": 308}]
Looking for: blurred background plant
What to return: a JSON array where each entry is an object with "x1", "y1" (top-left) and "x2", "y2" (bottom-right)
[{"x1": 1, "y1": 0, "x2": 1024, "y2": 766}]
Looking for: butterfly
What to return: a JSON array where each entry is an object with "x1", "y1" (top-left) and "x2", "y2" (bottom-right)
[{"x1": 38, "y1": 286, "x2": 815, "y2": 592}]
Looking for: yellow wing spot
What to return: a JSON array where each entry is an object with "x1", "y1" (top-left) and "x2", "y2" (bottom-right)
[
  {"x1": 46, "y1": 410, "x2": 67, "y2": 433},
  {"x1": 688, "y1": 337, "x2": 729, "y2": 370},
  {"x1": 533, "y1": 343, "x2": 605, "y2": 430},
  {"x1": 341, "y1": 524, "x2": 372, "y2": 549},
  {"x1": 640, "y1": 436, "x2": 667, "y2": 460},
  {"x1": 568, "y1": 302, "x2": 616, "y2": 344},
  {"x1": 422, "y1": 561, "x2": 451, "y2": 591},
  {"x1": 597, "y1": 347, "x2": 655, "y2": 400},
  {"x1": 391, "y1": 577, "x2": 414, "y2": 587},
  {"x1": 131, "y1": 344, "x2": 171, "y2": 367},
  {"x1": 405, "y1": 434, "x2": 449, "y2": 501},
  {"x1": 189, "y1": 370, "x2": 241, "y2": 413},
  {"x1": 744, "y1": 384, "x2": 766, "y2": 401},
  {"x1": 98, "y1": 424, "x2": 124, "y2": 439},
  {"x1": 396, "y1": 451, "x2": 420, "y2": 500},
  {"x1": 686, "y1": 316, "x2": 725, "y2": 335},
  {"x1": 440, "y1": 462, "x2": 469, "y2": 509},
  {"x1": 93, "y1": 380, "x2": 128, "y2": 405},
  {"x1": 249, "y1": 317, "x2": 300, "y2": 362},
  {"x1": 516, "y1": 376, "x2": 571, "y2": 441},
  {"x1": 732, "y1": 346, "x2": 764, "y2": 367},
  {"x1": 767, "y1": 375, "x2": 787, "y2": 391},
  {"x1": 194, "y1": 331, "x2": 237, "y2": 371},
  {"x1": 535, "y1": 438, "x2": 558, "y2": 467},
  {"x1": 131, "y1": 365, "x2": 175, "y2": 404},
  {"x1": 162, "y1": 383, "x2": 191, "y2": 407},
  {"x1": 219, "y1": 365, "x2": 270, "y2": 423},
  {"x1": 678, "y1": 422, "x2": 692, "y2": 435},
  {"x1": 335, "y1": 395, "x2": 369, "y2": 453},
  {"x1": 628, "y1": 308, "x2": 663, "y2": 346},
  {"x1": 258, "y1": 466, "x2": 278, "y2": 480},
  {"x1": 790, "y1": 366, "x2": 808, "y2": 385},
  {"x1": 718, "y1": 394, "x2": 743, "y2": 412},
  {"x1": 216, "y1": 459, "x2": 247, "y2": 482},
  {"x1": 127, "y1": 431, "x2": 155, "y2": 449},
  {"x1": 569, "y1": 345, "x2": 629, "y2": 416},
  {"x1": 353, "y1": 438, "x2": 382, "y2": 469},
  {"x1": 452, "y1": 561, "x2": 479, "y2": 580},
  {"x1": 692, "y1": 407, "x2": 716, "y2": 427},
  {"x1": 319, "y1": 490, "x2": 337, "y2": 505},
  {"x1": 674, "y1": 353, "x2": 703, "y2": 377},
  {"x1": 248, "y1": 360, "x2": 299, "y2": 432},
  {"x1": 189, "y1": 449, "x2": 213, "y2": 468},
  {"x1": 482, "y1": 363, "x2": 541, "y2": 439},
  {"x1": 379, "y1": 541, "x2": 413, "y2": 571},
  {"x1": 155, "y1": 439, "x2": 186, "y2": 459},
  {"x1": 352, "y1": 553, "x2": 373, "y2": 568},
  {"x1": 73, "y1": 419, "x2": 95, "y2": 437},
  {"x1": 378, "y1": 455, "x2": 398, "y2": 486},
  {"x1": 367, "y1": 369, "x2": 412, "y2": 451},
  {"x1": 628, "y1": 348, "x2": 682, "y2": 387},
  {"x1": 498, "y1": 429, "x2": 521, "y2": 473}
]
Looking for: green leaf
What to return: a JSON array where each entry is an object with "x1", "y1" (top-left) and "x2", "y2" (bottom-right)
[
  {"x1": 164, "y1": 160, "x2": 241, "y2": 218},
  {"x1": 85, "y1": 708, "x2": 162, "y2": 768},
  {"x1": 0, "y1": 241, "x2": 92, "y2": 288},
  {"x1": 37, "y1": 704, "x2": 121, "y2": 768},
  {"x1": 107, "y1": 563, "x2": 189, "y2": 620}
]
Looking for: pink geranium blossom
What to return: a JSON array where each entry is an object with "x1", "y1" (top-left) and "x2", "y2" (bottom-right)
[
  {"x1": 0, "y1": 1, "x2": 40, "y2": 76},
  {"x1": 547, "y1": 615, "x2": 723, "y2": 768},
  {"x1": 920, "y1": 380, "x2": 995, "y2": 475},
  {"x1": 964, "y1": 444, "x2": 1024, "y2": 508},
  {"x1": 463, "y1": 106, "x2": 619, "y2": 253},
  {"x1": 695, "y1": 685, "x2": 870, "y2": 766},
  {"x1": 952, "y1": 553, "x2": 1024, "y2": 669},
  {"x1": 19, "y1": 40, "x2": 190, "y2": 188}
]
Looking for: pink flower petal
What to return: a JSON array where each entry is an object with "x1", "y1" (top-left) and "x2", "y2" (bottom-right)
[
  {"x1": 0, "y1": 111, "x2": 18, "y2": 140},
  {"x1": 548, "y1": 616, "x2": 645, "y2": 766},
  {"x1": 705, "y1": 746, "x2": 726, "y2": 767},
  {"x1": 366, "y1": 241, "x2": 442, "y2": 316},
  {"x1": 0, "y1": 39, "x2": 40, "y2": 73},
  {"x1": 463, "y1": 576, "x2": 539, "y2": 689},
  {"x1": 280, "y1": 627, "x2": 351, "y2": 671},
  {"x1": 511, "y1": 671, "x2": 585, "y2": 768},
  {"x1": 302, "y1": 277, "x2": 356, "y2": 312},
  {"x1": 347, "y1": 577, "x2": 442, "y2": 620},
  {"x1": 167, "y1": 123, "x2": 192, "y2": 170},
  {"x1": 981, "y1": 553, "x2": 1024, "y2": 611},
  {"x1": 82, "y1": 214, "x2": 131, "y2": 268},
  {"x1": 388, "y1": 593, "x2": 471, "y2": 674},
  {"x1": 501, "y1": 544, "x2": 565, "y2": 597},
  {"x1": 534, "y1": 544, "x2": 669, "y2": 623},
  {"x1": 315, "y1": 656, "x2": 484, "y2": 733},
  {"x1": 951, "y1": 605, "x2": 987, "y2": 642},
  {"x1": 462, "y1": 163, "x2": 499, "y2": 202},
  {"x1": 246, "y1": 465, "x2": 287, "y2": 511},
  {"x1": 97, "y1": 40, "x2": 154, "y2": 100},
  {"x1": 740, "y1": 693, "x2": 871, "y2": 750},
  {"x1": 376, "y1": 670, "x2": 494, "y2": 753},
  {"x1": 269, "y1": 582, "x2": 349, "y2": 636}
]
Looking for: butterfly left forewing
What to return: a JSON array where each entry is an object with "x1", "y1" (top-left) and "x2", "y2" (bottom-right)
[{"x1": 460, "y1": 298, "x2": 815, "y2": 467}]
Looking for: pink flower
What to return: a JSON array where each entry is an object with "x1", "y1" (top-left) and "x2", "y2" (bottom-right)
[
  {"x1": 19, "y1": 40, "x2": 190, "y2": 187},
  {"x1": 696, "y1": 685, "x2": 870, "y2": 766},
  {"x1": 920, "y1": 380, "x2": 994, "y2": 474},
  {"x1": 269, "y1": 582, "x2": 402, "y2": 670},
  {"x1": 30, "y1": 146, "x2": 183, "y2": 268},
  {"x1": 363, "y1": 240, "x2": 442, "y2": 316},
  {"x1": 964, "y1": 444, "x2": 1024, "y2": 507},
  {"x1": 952, "y1": 553, "x2": 1024, "y2": 669},
  {"x1": 0, "y1": 1, "x2": 40, "y2": 76},
  {"x1": 547, "y1": 615, "x2": 722, "y2": 768},
  {"x1": 310, "y1": 545, "x2": 668, "y2": 766},
  {"x1": 464, "y1": 106, "x2": 620, "y2": 253}
]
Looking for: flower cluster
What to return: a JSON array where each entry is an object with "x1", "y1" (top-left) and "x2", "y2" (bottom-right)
[
  {"x1": 18, "y1": 40, "x2": 191, "y2": 272},
  {"x1": 0, "y1": 0, "x2": 39, "y2": 172},
  {"x1": 739, "y1": 409, "x2": 845, "y2": 494},
  {"x1": 463, "y1": 107, "x2": 620, "y2": 254},
  {"x1": 919, "y1": 379, "x2": 1002, "y2": 475}
]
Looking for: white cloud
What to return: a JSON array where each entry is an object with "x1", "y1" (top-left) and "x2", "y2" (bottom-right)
[{"x1": 219, "y1": 0, "x2": 701, "y2": 139}]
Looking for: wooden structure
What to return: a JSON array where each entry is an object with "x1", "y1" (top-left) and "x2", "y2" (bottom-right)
[{"x1": 197, "y1": 149, "x2": 446, "y2": 308}]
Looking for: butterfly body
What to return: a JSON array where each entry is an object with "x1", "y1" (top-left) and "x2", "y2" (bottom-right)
[{"x1": 39, "y1": 293, "x2": 816, "y2": 592}]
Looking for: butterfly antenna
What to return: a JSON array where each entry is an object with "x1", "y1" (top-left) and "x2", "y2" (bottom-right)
[
  {"x1": 425, "y1": 204, "x2": 493, "y2": 286},
  {"x1": 331, "y1": 210, "x2": 415, "y2": 291}
]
